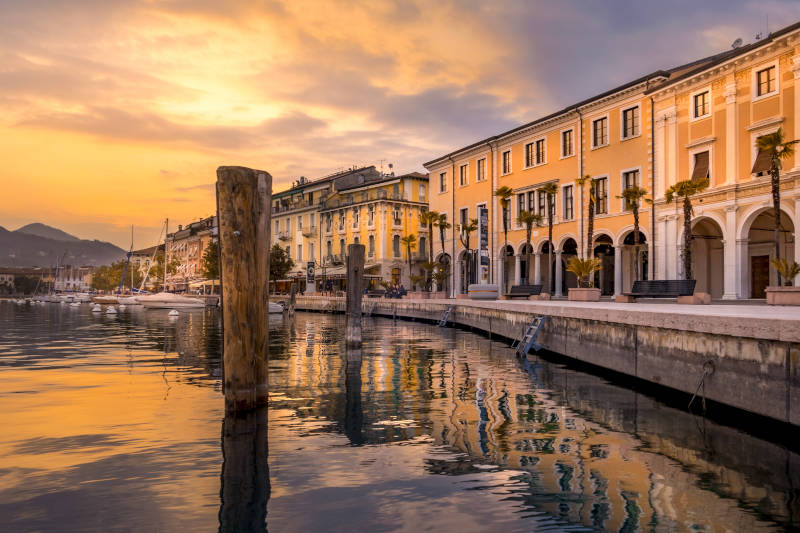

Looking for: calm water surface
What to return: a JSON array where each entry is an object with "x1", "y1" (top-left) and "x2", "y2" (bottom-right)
[{"x1": 0, "y1": 300, "x2": 797, "y2": 532}]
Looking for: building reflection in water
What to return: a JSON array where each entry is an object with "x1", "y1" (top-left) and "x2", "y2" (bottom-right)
[{"x1": 271, "y1": 313, "x2": 799, "y2": 531}]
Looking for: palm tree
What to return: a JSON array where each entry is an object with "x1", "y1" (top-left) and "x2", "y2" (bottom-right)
[
  {"x1": 459, "y1": 218, "x2": 478, "y2": 287},
  {"x1": 617, "y1": 185, "x2": 649, "y2": 280},
  {"x1": 756, "y1": 127, "x2": 799, "y2": 286},
  {"x1": 401, "y1": 234, "x2": 417, "y2": 285},
  {"x1": 494, "y1": 186, "x2": 513, "y2": 291},
  {"x1": 566, "y1": 256, "x2": 602, "y2": 288},
  {"x1": 436, "y1": 212, "x2": 451, "y2": 257},
  {"x1": 575, "y1": 175, "x2": 595, "y2": 259},
  {"x1": 517, "y1": 210, "x2": 542, "y2": 284},
  {"x1": 419, "y1": 210, "x2": 439, "y2": 289},
  {"x1": 665, "y1": 178, "x2": 710, "y2": 280},
  {"x1": 541, "y1": 182, "x2": 558, "y2": 294}
]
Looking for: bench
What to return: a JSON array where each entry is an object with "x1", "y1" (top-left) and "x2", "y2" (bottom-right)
[
  {"x1": 618, "y1": 280, "x2": 701, "y2": 303},
  {"x1": 366, "y1": 289, "x2": 386, "y2": 298},
  {"x1": 508, "y1": 284, "x2": 543, "y2": 298}
]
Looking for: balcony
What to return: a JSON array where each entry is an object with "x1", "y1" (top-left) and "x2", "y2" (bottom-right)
[
  {"x1": 277, "y1": 230, "x2": 292, "y2": 241},
  {"x1": 301, "y1": 226, "x2": 317, "y2": 238},
  {"x1": 413, "y1": 252, "x2": 428, "y2": 261},
  {"x1": 325, "y1": 254, "x2": 344, "y2": 265}
]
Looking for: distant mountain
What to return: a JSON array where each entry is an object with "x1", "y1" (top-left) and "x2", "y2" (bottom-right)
[
  {"x1": 0, "y1": 224, "x2": 126, "y2": 268},
  {"x1": 16, "y1": 222, "x2": 81, "y2": 242}
]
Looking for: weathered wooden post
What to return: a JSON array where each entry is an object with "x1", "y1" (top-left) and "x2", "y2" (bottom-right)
[
  {"x1": 344, "y1": 348, "x2": 364, "y2": 445},
  {"x1": 287, "y1": 283, "x2": 296, "y2": 317},
  {"x1": 345, "y1": 243, "x2": 365, "y2": 347},
  {"x1": 216, "y1": 166, "x2": 271, "y2": 412}
]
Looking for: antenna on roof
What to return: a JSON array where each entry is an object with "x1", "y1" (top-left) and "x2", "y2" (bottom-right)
[
  {"x1": 755, "y1": 32, "x2": 762, "y2": 40},
  {"x1": 731, "y1": 37, "x2": 743, "y2": 49}
]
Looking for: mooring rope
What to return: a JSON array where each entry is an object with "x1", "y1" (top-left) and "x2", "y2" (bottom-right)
[{"x1": 688, "y1": 360, "x2": 715, "y2": 412}]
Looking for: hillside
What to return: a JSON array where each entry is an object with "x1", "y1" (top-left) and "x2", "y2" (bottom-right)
[{"x1": 0, "y1": 224, "x2": 126, "y2": 267}]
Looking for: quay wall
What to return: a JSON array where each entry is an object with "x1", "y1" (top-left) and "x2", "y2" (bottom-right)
[{"x1": 292, "y1": 296, "x2": 800, "y2": 426}]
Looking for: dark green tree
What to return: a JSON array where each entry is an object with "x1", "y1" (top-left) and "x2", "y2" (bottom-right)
[
  {"x1": 270, "y1": 244, "x2": 294, "y2": 280},
  {"x1": 201, "y1": 240, "x2": 220, "y2": 279}
]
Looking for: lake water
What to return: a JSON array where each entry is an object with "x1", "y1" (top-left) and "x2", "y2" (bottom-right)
[{"x1": 0, "y1": 300, "x2": 797, "y2": 532}]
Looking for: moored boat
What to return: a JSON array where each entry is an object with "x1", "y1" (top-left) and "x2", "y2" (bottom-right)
[
  {"x1": 138, "y1": 292, "x2": 205, "y2": 309},
  {"x1": 92, "y1": 296, "x2": 119, "y2": 304}
]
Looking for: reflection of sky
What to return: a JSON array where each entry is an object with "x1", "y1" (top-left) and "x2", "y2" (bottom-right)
[{"x1": 0, "y1": 302, "x2": 797, "y2": 531}]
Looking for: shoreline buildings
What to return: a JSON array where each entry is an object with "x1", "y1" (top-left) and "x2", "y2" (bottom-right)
[
  {"x1": 270, "y1": 166, "x2": 429, "y2": 291},
  {"x1": 425, "y1": 20, "x2": 800, "y2": 300}
]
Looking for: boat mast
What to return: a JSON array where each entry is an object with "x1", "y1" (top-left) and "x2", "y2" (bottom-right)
[{"x1": 164, "y1": 218, "x2": 169, "y2": 292}]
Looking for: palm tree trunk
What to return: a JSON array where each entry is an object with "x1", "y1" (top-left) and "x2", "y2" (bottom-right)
[
  {"x1": 503, "y1": 207, "x2": 508, "y2": 292},
  {"x1": 772, "y1": 162, "x2": 782, "y2": 286},
  {"x1": 633, "y1": 205, "x2": 640, "y2": 281},
  {"x1": 547, "y1": 198, "x2": 554, "y2": 294},
  {"x1": 587, "y1": 198, "x2": 595, "y2": 259},
  {"x1": 683, "y1": 195, "x2": 693, "y2": 280}
]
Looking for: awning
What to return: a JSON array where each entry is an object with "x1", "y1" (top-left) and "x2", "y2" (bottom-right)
[
  {"x1": 691, "y1": 151, "x2": 709, "y2": 181},
  {"x1": 751, "y1": 149, "x2": 772, "y2": 175},
  {"x1": 189, "y1": 279, "x2": 219, "y2": 288}
]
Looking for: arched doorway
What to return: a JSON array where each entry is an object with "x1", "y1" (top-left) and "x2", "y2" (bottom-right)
[
  {"x1": 621, "y1": 231, "x2": 648, "y2": 294},
  {"x1": 561, "y1": 238, "x2": 578, "y2": 293},
  {"x1": 746, "y1": 209, "x2": 795, "y2": 298},
  {"x1": 691, "y1": 219, "x2": 723, "y2": 299},
  {"x1": 519, "y1": 243, "x2": 534, "y2": 284},
  {"x1": 593, "y1": 235, "x2": 614, "y2": 296},
  {"x1": 501, "y1": 245, "x2": 514, "y2": 292}
]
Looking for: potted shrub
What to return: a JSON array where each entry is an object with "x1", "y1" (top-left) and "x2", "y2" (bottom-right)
[
  {"x1": 766, "y1": 258, "x2": 800, "y2": 305},
  {"x1": 408, "y1": 274, "x2": 427, "y2": 299},
  {"x1": 566, "y1": 257, "x2": 602, "y2": 301}
]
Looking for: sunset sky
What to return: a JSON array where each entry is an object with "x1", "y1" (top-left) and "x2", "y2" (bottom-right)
[{"x1": 2, "y1": 0, "x2": 800, "y2": 249}]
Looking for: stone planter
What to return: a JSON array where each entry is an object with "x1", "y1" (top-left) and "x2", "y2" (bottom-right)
[
  {"x1": 568, "y1": 288, "x2": 601, "y2": 302},
  {"x1": 766, "y1": 286, "x2": 800, "y2": 305},
  {"x1": 468, "y1": 284, "x2": 499, "y2": 300}
]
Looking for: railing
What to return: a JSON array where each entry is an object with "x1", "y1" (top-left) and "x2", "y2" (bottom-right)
[
  {"x1": 413, "y1": 252, "x2": 428, "y2": 261},
  {"x1": 324, "y1": 254, "x2": 344, "y2": 265},
  {"x1": 277, "y1": 230, "x2": 292, "y2": 241},
  {"x1": 301, "y1": 226, "x2": 317, "y2": 238}
]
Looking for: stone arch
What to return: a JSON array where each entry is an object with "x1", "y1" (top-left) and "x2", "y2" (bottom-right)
[
  {"x1": 592, "y1": 229, "x2": 616, "y2": 249},
  {"x1": 556, "y1": 233, "x2": 579, "y2": 252},
  {"x1": 500, "y1": 244, "x2": 515, "y2": 293},
  {"x1": 688, "y1": 216, "x2": 725, "y2": 298},
  {"x1": 740, "y1": 206, "x2": 796, "y2": 298},
  {"x1": 737, "y1": 202, "x2": 795, "y2": 241},
  {"x1": 593, "y1": 234, "x2": 615, "y2": 296}
]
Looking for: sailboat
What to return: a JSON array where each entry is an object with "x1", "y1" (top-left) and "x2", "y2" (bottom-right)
[
  {"x1": 138, "y1": 218, "x2": 205, "y2": 310},
  {"x1": 117, "y1": 225, "x2": 142, "y2": 305}
]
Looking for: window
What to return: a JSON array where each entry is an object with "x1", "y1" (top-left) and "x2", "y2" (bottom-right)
[
  {"x1": 517, "y1": 194, "x2": 525, "y2": 219},
  {"x1": 537, "y1": 190, "x2": 546, "y2": 216},
  {"x1": 419, "y1": 183, "x2": 426, "y2": 203},
  {"x1": 338, "y1": 211, "x2": 345, "y2": 230},
  {"x1": 353, "y1": 208, "x2": 360, "y2": 228},
  {"x1": 393, "y1": 235, "x2": 401, "y2": 257},
  {"x1": 752, "y1": 135, "x2": 773, "y2": 176},
  {"x1": 326, "y1": 240, "x2": 332, "y2": 257},
  {"x1": 756, "y1": 65, "x2": 776, "y2": 97},
  {"x1": 458, "y1": 164, "x2": 468, "y2": 186},
  {"x1": 392, "y1": 183, "x2": 399, "y2": 198},
  {"x1": 310, "y1": 213, "x2": 315, "y2": 227},
  {"x1": 275, "y1": 220, "x2": 280, "y2": 234},
  {"x1": 593, "y1": 178, "x2": 608, "y2": 215},
  {"x1": 502, "y1": 150, "x2": 512, "y2": 174},
  {"x1": 693, "y1": 91, "x2": 709, "y2": 119},
  {"x1": 325, "y1": 214, "x2": 331, "y2": 232},
  {"x1": 535, "y1": 139, "x2": 545, "y2": 164},
  {"x1": 310, "y1": 242, "x2": 315, "y2": 261},
  {"x1": 339, "y1": 238, "x2": 345, "y2": 255},
  {"x1": 368, "y1": 205, "x2": 375, "y2": 225},
  {"x1": 561, "y1": 129, "x2": 574, "y2": 157},
  {"x1": 368, "y1": 235, "x2": 375, "y2": 256},
  {"x1": 419, "y1": 236, "x2": 427, "y2": 258},
  {"x1": 297, "y1": 215, "x2": 303, "y2": 229},
  {"x1": 527, "y1": 191, "x2": 536, "y2": 212},
  {"x1": 563, "y1": 185, "x2": 574, "y2": 220},
  {"x1": 622, "y1": 106, "x2": 639, "y2": 138},
  {"x1": 622, "y1": 170, "x2": 640, "y2": 210},
  {"x1": 592, "y1": 117, "x2": 608, "y2": 147},
  {"x1": 477, "y1": 158, "x2": 486, "y2": 181},
  {"x1": 307, "y1": 191, "x2": 314, "y2": 205},
  {"x1": 460, "y1": 207, "x2": 469, "y2": 227},
  {"x1": 439, "y1": 172, "x2": 447, "y2": 193},
  {"x1": 393, "y1": 207, "x2": 402, "y2": 226},
  {"x1": 354, "y1": 236, "x2": 359, "y2": 245},
  {"x1": 525, "y1": 142, "x2": 535, "y2": 167},
  {"x1": 691, "y1": 151, "x2": 709, "y2": 182},
  {"x1": 297, "y1": 244, "x2": 303, "y2": 262}
]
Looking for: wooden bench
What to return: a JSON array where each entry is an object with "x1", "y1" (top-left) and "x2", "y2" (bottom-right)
[
  {"x1": 508, "y1": 284, "x2": 543, "y2": 299},
  {"x1": 366, "y1": 289, "x2": 386, "y2": 298},
  {"x1": 617, "y1": 280, "x2": 705, "y2": 303}
]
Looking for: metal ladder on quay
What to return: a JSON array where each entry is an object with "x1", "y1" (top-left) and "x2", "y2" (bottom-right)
[
  {"x1": 364, "y1": 300, "x2": 376, "y2": 317},
  {"x1": 438, "y1": 305, "x2": 453, "y2": 327},
  {"x1": 511, "y1": 316, "x2": 547, "y2": 356}
]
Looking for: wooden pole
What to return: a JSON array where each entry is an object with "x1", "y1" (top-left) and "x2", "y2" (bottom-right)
[
  {"x1": 288, "y1": 283, "x2": 296, "y2": 317},
  {"x1": 345, "y1": 243, "x2": 365, "y2": 347},
  {"x1": 216, "y1": 166, "x2": 271, "y2": 412},
  {"x1": 344, "y1": 348, "x2": 363, "y2": 445}
]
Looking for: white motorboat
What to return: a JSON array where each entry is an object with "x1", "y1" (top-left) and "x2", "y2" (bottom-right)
[
  {"x1": 269, "y1": 301, "x2": 284, "y2": 314},
  {"x1": 138, "y1": 292, "x2": 206, "y2": 309},
  {"x1": 117, "y1": 296, "x2": 141, "y2": 305}
]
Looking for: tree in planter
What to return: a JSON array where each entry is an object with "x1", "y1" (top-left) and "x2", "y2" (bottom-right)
[
  {"x1": 770, "y1": 258, "x2": 800, "y2": 286},
  {"x1": 400, "y1": 234, "x2": 417, "y2": 288},
  {"x1": 665, "y1": 177, "x2": 709, "y2": 280},
  {"x1": 575, "y1": 175, "x2": 595, "y2": 258},
  {"x1": 541, "y1": 182, "x2": 558, "y2": 294},
  {"x1": 420, "y1": 261, "x2": 437, "y2": 291},
  {"x1": 494, "y1": 186, "x2": 513, "y2": 291},
  {"x1": 565, "y1": 257, "x2": 602, "y2": 288},
  {"x1": 432, "y1": 263, "x2": 450, "y2": 294},
  {"x1": 616, "y1": 185, "x2": 649, "y2": 281},
  {"x1": 458, "y1": 218, "x2": 478, "y2": 286},
  {"x1": 756, "y1": 128, "x2": 799, "y2": 286},
  {"x1": 419, "y1": 210, "x2": 438, "y2": 289},
  {"x1": 516, "y1": 210, "x2": 542, "y2": 284},
  {"x1": 436, "y1": 212, "x2": 452, "y2": 292}
]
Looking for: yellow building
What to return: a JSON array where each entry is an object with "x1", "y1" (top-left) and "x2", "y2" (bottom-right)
[
  {"x1": 650, "y1": 21, "x2": 800, "y2": 298},
  {"x1": 165, "y1": 215, "x2": 217, "y2": 292},
  {"x1": 426, "y1": 19, "x2": 800, "y2": 301},
  {"x1": 270, "y1": 166, "x2": 429, "y2": 292}
]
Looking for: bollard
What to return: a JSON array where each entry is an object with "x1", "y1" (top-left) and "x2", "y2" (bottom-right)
[
  {"x1": 345, "y1": 244, "x2": 365, "y2": 347},
  {"x1": 216, "y1": 166, "x2": 271, "y2": 412},
  {"x1": 288, "y1": 283, "x2": 296, "y2": 317}
]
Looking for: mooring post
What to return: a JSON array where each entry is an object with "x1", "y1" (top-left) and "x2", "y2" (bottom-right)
[
  {"x1": 345, "y1": 243, "x2": 365, "y2": 347},
  {"x1": 344, "y1": 348, "x2": 364, "y2": 445},
  {"x1": 216, "y1": 166, "x2": 271, "y2": 412},
  {"x1": 288, "y1": 283, "x2": 296, "y2": 317}
]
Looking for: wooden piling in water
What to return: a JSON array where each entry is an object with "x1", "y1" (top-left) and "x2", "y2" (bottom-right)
[
  {"x1": 216, "y1": 166, "x2": 271, "y2": 412},
  {"x1": 288, "y1": 283, "x2": 296, "y2": 317},
  {"x1": 345, "y1": 243, "x2": 365, "y2": 347}
]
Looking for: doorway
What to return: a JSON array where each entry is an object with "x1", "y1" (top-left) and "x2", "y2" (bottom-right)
[{"x1": 751, "y1": 255, "x2": 769, "y2": 299}]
